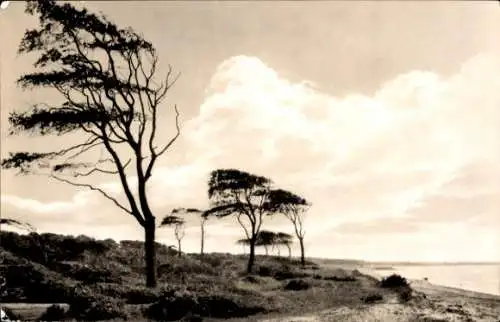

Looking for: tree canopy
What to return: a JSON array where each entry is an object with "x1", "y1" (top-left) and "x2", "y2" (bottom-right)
[{"x1": 1, "y1": 0, "x2": 181, "y2": 287}]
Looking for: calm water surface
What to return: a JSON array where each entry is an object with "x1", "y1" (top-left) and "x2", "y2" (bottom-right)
[{"x1": 374, "y1": 264, "x2": 500, "y2": 295}]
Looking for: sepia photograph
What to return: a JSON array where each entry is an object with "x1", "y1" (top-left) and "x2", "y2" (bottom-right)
[{"x1": 0, "y1": 1, "x2": 499, "y2": 321}]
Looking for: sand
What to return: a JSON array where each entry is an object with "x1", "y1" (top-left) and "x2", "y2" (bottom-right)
[{"x1": 261, "y1": 269, "x2": 500, "y2": 322}]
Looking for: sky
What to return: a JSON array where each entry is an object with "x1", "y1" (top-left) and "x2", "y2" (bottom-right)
[{"x1": 1, "y1": 1, "x2": 500, "y2": 262}]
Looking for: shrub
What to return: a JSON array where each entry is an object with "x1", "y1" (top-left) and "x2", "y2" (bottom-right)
[
  {"x1": 398, "y1": 287, "x2": 413, "y2": 302},
  {"x1": 380, "y1": 274, "x2": 409, "y2": 288},
  {"x1": 53, "y1": 261, "x2": 122, "y2": 284},
  {"x1": 145, "y1": 290, "x2": 267, "y2": 321},
  {"x1": 144, "y1": 290, "x2": 198, "y2": 321},
  {"x1": 196, "y1": 294, "x2": 264, "y2": 318},
  {"x1": 257, "y1": 265, "x2": 272, "y2": 277},
  {"x1": 68, "y1": 295, "x2": 128, "y2": 321},
  {"x1": 38, "y1": 304, "x2": 68, "y2": 321},
  {"x1": 257, "y1": 263, "x2": 309, "y2": 280},
  {"x1": 361, "y1": 293, "x2": 384, "y2": 304},
  {"x1": 284, "y1": 279, "x2": 311, "y2": 291},
  {"x1": 89, "y1": 282, "x2": 160, "y2": 304},
  {"x1": 2, "y1": 263, "x2": 75, "y2": 302},
  {"x1": 322, "y1": 275, "x2": 357, "y2": 282}
]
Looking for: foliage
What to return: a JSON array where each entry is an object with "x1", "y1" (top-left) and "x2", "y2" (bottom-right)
[
  {"x1": 1, "y1": 0, "x2": 182, "y2": 288},
  {"x1": 361, "y1": 293, "x2": 384, "y2": 304},
  {"x1": 267, "y1": 189, "x2": 311, "y2": 266},
  {"x1": 37, "y1": 304, "x2": 68, "y2": 321},
  {"x1": 161, "y1": 214, "x2": 186, "y2": 255},
  {"x1": 257, "y1": 262, "x2": 310, "y2": 281},
  {"x1": 380, "y1": 274, "x2": 409, "y2": 288},
  {"x1": 67, "y1": 294, "x2": 129, "y2": 321},
  {"x1": 0, "y1": 231, "x2": 112, "y2": 265},
  {"x1": 144, "y1": 289, "x2": 267, "y2": 321},
  {"x1": 207, "y1": 169, "x2": 279, "y2": 272},
  {"x1": 284, "y1": 279, "x2": 311, "y2": 291}
]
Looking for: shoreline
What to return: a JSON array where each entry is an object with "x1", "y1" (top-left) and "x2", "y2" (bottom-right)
[{"x1": 357, "y1": 266, "x2": 500, "y2": 298}]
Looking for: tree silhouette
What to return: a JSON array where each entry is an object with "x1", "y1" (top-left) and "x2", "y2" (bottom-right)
[
  {"x1": 160, "y1": 215, "x2": 185, "y2": 257},
  {"x1": 267, "y1": 189, "x2": 311, "y2": 266},
  {"x1": 237, "y1": 231, "x2": 292, "y2": 257},
  {"x1": 169, "y1": 208, "x2": 207, "y2": 255},
  {"x1": 0, "y1": 0, "x2": 181, "y2": 287},
  {"x1": 255, "y1": 230, "x2": 275, "y2": 256},
  {"x1": 206, "y1": 169, "x2": 276, "y2": 273},
  {"x1": 236, "y1": 238, "x2": 248, "y2": 254},
  {"x1": 274, "y1": 232, "x2": 293, "y2": 258}
]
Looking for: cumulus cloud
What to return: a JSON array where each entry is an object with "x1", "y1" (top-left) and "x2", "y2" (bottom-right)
[
  {"x1": 3, "y1": 52, "x2": 500, "y2": 260},
  {"x1": 181, "y1": 53, "x2": 500, "y2": 230}
]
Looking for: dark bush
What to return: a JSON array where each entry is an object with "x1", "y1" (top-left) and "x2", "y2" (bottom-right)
[
  {"x1": 68, "y1": 295, "x2": 128, "y2": 321},
  {"x1": 52, "y1": 261, "x2": 121, "y2": 284},
  {"x1": 144, "y1": 290, "x2": 198, "y2": 321},
  {"x1": 196, "y1": 294, "x2": 265, "y2": 318},
  {"x1": 257, "y1": 264, "x2": 309, "y2": 280},
  {"x1": 2, "y1": 263, "x2": 75, "y2": 303},
  {"x1": 284, "y1": 279, "x2": 311, "y2": 291},
  {"x1": 145, "y1": 290, "x2": 267, "y2": 321},
  {"x1": 323, "y1": 275, "x2": 357, "y2": 282},
  {"x1": 0, "y1": 231, "x2": 112, "y2": 265},
  {"x1": 380, "y1": 274, "x2": 409, "y2": 288},
  {"x1": 257, "y1": 265, "x2": 272, "y2": 277},
  {"x1": 361, "y1": 293, "x2": 384, "y2": 304},
  {"x1": 38, "y1": 304, "x2": 68, "y2": 321}
]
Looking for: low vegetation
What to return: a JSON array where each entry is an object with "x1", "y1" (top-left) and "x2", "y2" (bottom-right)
[{"x1": 0, "y1": 231, "x2": 402, "y2": 321}]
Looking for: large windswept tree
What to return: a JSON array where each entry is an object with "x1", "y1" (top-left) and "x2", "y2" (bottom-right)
[
  {"x1": 268, "y1": 189, "x2": 311, "y2": 266},
  {"x1": 0, "y1": 0, "x2": 181, "y2": 287},
  {"x1": 206, "y1": 169, "x2": 276, "y2": 273}
]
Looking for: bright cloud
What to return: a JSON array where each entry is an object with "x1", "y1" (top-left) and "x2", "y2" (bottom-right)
[{"x1": 4, "y1": 52, "x2": 500, "y2": 261}]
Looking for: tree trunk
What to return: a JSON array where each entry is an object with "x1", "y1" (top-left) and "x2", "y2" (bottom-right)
[
  {"x1": 264, "y1": 245, "x2": 268, "y2": 256},
  {"x1": 177, "y1": 239, "x2": 182, "y2": 257},
  {"x1": 299, "y1": 237, "x2": 305, "y2": 267},
  {"x1": 144, "y1": 219, "x2": 157, "y2": 288},
  {"x1": 200, "y1": 222, "x2": 205, "y2": 255},
  {"x1": 277, "y1": 246, "x2": 281, "y2": 257},
  {"x1": 287, "y1": 244, "x2": 292, "y2": 258},
  {"x1": 247, "y1": 238, "x2": 256, "y2": 273}
]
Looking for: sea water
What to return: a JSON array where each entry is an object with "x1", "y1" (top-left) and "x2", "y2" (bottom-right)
[{"x1": 375, "y1": 264, "x2": 500, "y2": 295}]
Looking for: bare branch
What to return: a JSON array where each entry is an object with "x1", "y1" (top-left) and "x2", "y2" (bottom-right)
[
  {"x1": 144, "y1": 104, "x2": 180, "y2": 180},
  {"x1": 51, "y1": 174, "x2": 133, "y2": 215},
  {"x1": 73, "y1": 158, "x2": 131, "y2": 177}
]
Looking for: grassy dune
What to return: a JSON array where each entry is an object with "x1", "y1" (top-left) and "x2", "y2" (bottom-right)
[{"x1": 1, "y1": 231, "x2": 499, "y2": 321}]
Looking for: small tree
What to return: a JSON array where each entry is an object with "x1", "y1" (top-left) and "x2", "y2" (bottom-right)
[
  {"x1": 206, "y1": 169, "x2": 277, "y2": 273},
  {"x1": 275, "y1": 232, "x2": 293, "y2": 258},
  {"x1": 256, "y1": 230, "x2": 276, "y2": 256},
  {"x1": 1, "y1": 0, "x2": 181, "y2": 288},
  {"x1": 160, "y1": 215, "x2": 185, "y2": 257},
  {"x1": 236, "y1": 238, "x2": 248, "y2": 254},
  {"x1": 168, "y1": 208, "x2": 207, "y2": 255},
  {"x1": 268, "y1": 189, "x2": 311, "y2": 266}
]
